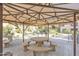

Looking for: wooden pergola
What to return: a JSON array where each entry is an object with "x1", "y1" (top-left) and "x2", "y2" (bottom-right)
[{"x1": 0, "y1": 3, "x2": 79, "y2": 56}]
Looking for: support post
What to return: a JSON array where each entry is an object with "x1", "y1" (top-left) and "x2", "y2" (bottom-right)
[
  {"x1": 23, "y1": 23, "x2": 24, "y2": 42},
  {"x1": 0, "y1": 3, "x2": 3, "y2": 56},
  {"x1": 73, "y1": 13, "x2": 76, "y2": 56},
  {"x1": 48, "y1": 24, "x2": 49, "y2": 41}
]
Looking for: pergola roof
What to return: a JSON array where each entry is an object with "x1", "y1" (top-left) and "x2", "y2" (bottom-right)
[{"x1": 3, "y1": 3, "x2": 79, "y2": 25}]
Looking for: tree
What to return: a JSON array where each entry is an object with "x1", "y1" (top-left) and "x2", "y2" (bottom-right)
[
  {"x1": 3, "y1": 24, "x2": 14, "y2": 42},
  {"x1": 62, "y1": 28, "x2": 71, "y2": 34}
]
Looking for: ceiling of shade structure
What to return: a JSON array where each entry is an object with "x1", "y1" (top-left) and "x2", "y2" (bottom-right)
[{"x1": 3, "y1": 3, "x2": 79, "y2": 26}]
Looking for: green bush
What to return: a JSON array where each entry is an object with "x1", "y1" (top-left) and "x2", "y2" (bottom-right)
[
  {"x1": 49, "y1": 29, "x2": 59, "y2": 36},
  {"x1": 62, "y1": 29, "x2": 71, "y2": 34},
  {"x1": 3, "y1": 25, "x2": 14, "y2": 37}
]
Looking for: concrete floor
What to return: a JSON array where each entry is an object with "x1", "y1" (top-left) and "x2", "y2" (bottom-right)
[{"x1": 3, "y1": 37, "x2": 79, "y2": 56}]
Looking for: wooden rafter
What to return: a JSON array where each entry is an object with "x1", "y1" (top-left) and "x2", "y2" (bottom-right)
[
  {"x1": 5, "y1": 4, "x2": 39, "y2": 20},
  {"x1": 42, "y1": 13, "x2": 74, "y2": 20},
  {"x1": 4, "y1": 8, "x2": 21, "y2": 22},
  {"x1": 40, "y1": 14, "x2": 48, "y2": 24},
  {"x1": 53, "y1": 3, "x2": 69, "y2": 5},
  {"x1": 53, "y1": 18, "x2": 73, "y2": 23},
  {"x1": 3, "y1": 19, "x2": 33, "y2": 25},
  {"x1": 9, "y1": 4, "x2": 74, "y2": 16},
  {"x1": 3, "y1": 18, "x2": 75, "y2": 26},
  {"x1": 39, "y1": 11, "x2": 73, "y2": 13},
  {"x1": 23, "y1": 13, "x2": 37, "y2": 22},
  {"x1": 3, "y1": 3, "x2": 79, "y2": 26},
  {"x1": 2, "y1": 10, "x2": 74, "y2": 16},
  {"x1": 49, "y1": 20, "x2": 74, "y2": 25},
  {"x1": 8, "y1": 3, "x2": 38, "y2": 13},
  {"x1": 3, "y1": 11, "x2": 36, "y2": 16},
  {"x1": 37, "y1": 3, "x2": 69, "y2": 6},
  {"x1": 27, "y1": 3, "x2": 79, "y2": 12}
]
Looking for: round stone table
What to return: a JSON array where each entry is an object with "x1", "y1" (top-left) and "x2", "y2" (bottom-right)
[{"x1": 32, "y1": 37, "x2": 48, "y2": 47}]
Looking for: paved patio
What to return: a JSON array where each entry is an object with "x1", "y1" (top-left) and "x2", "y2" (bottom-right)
[{"x1": 3, "y1": 37, "x2": 79, "y2": 56}]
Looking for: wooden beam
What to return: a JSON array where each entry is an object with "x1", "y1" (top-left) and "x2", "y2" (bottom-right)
[
  {"x1": 52, "y1": 18, "x2": 72, "y2": 23},
  {"x1": 27, "y1": 3, "x2": 79, "y2": 12},
  {"x1": 5, "y1": 4, "x2": 23, "y2": 12},
  {"x1": 2, "y1": 11, "x2": 74, "y2": 16},
  {"x1": 3, "y1": 19, "x2": 37, "y2": 25},
  {"x1": 8, "y1": 4, "x2": 73, "y2": 17},
  {"x1": 42, "y1": 13, "x2": 73, "y2": 20},
  {"x1": 38, "y1": 3, "x2": 69, "y2": 6},
  {"x1": 0, "y1": 3, "x2": 3, "y2": 56},
  {"x1": 4, "y1": 8, "x2": 21, "y2": 22},
  {"x1": 5, "y1": 4, "x2": 38, "y2": 20},
  {"x1": 41, "y1": 12, "x2": 73, "y2": 18},
  {"x1": 3, "y1": 17, "x2": 75, "y2": 26},
  {"x1": 3, "y1": 13, "x2": 31, "y2": 16},
  {"x1": 3, "y1": 12, "x2": 36, "y2": 16},
  {"x1": 27, "y1": 5, "x2": 36, "y2": 10},
  {"x1": 40, "y1": 11, "x2": 73, "y2": 13},
  {"x1": 3, "y1": 19, "x2": 27, "y2": 25},
  {"x1": 53, "y1": 3, "x2": 69, "y2": 5},
  {"x1": 8, "y1": 3, "x2": 38, "y2": 13},
  {"x1": 40, "y1": 14, "x2": 48, "y2": 24},
  {"x1": 4, "y1": 4, "x2": 79, "y2": 22},
  {"x1": 23, "y1": 14, "x2": 37, "y2": 22},
  {"x1": 49, "y1": 20, "x2": 74, "y2": 25}
]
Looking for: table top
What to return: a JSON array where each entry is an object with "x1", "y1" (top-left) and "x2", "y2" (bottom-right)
[
  {"x1": 32, "y1": 37, "x2": 48, "y2": 42},
  {"x1": 27, "y1": 46, "x2": 52, "y2": 52}
]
